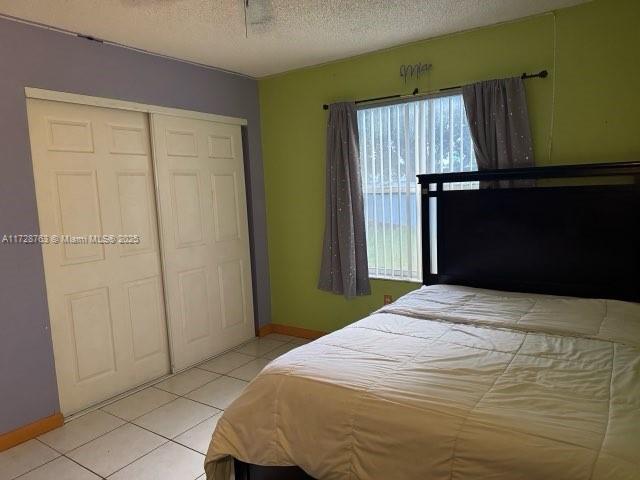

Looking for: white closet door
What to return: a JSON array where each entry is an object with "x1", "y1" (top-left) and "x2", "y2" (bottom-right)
[
  {"x1": 27, "y1": 99, "x2": 170, "y2": 415},
  {"x1": 151, "y1": 114, "x2": 254, "y2": 370}
]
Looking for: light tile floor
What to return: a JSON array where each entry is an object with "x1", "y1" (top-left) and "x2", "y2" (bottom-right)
[{"x1": 0, "y1": 334, "x2": 308, "y2": 480}]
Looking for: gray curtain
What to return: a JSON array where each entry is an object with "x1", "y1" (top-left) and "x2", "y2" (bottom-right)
[
  {"x1": 318, "y1": 102, "x2": 371, "y2": 298},
  {"x1": 462, "y1": 77, "x2": 534, "y2": 187}
]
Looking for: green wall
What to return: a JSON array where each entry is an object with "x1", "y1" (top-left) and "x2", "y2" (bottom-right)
[{"x1": 259, "y1": 0, "x2": 640, "y2": 332}]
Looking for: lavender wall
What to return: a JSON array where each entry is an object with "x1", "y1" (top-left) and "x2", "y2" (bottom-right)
[{"x1": 0, "y1": 17, "x2": 270, "y2": 434}]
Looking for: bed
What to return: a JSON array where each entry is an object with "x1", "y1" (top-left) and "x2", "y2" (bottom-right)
[{"x1": 205, "y1": 161, "x2": 640, "y2": 480}]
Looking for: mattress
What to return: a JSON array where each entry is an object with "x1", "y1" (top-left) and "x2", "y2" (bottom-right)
[{"x1": 205, "y1": 284, "x2": 640, "y2": 480}]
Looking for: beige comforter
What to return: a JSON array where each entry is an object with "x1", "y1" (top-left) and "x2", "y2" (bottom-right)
[{"x1": 205, "y1": 285, "x2": 640, "y2": 480}]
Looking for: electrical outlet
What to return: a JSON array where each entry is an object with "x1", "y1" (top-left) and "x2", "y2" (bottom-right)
[{"x1": 383, "y1": 294, "x2": 393, "y2": 305}]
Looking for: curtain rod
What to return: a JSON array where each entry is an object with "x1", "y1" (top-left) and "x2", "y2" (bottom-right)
[{"x1": 322, "y1": 70, "x2": 548, "y2": 110}]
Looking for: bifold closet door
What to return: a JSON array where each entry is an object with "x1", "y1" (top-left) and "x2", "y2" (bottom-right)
[
  {"x1": 151, "y1": 114, "x2": 255, "y2": 370},
  {"x1": 27, "y1": 99, "x2": 170, "y2": 415}
]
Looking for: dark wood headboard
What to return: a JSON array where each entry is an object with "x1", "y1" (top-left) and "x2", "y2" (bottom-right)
[{"x1": 417, "y1": 162, "x2": 640, "y2": 302}]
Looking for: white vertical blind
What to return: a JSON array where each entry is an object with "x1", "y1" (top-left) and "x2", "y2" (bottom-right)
[{"x1": 357, "y1": 93, "x2": 478, "y2": 281}]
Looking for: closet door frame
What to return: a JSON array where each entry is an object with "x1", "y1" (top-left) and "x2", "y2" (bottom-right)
[
  {"x1": 25, "y1": 87, "x2": 251, "y2": 379},
  {"x1": 25, "y1": 88, "x2": 247, "y2": 128}
]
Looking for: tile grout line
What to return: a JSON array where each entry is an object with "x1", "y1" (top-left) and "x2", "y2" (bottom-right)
[
  {"x1": 36, "y1": 421, "x2": 125, "y2": 457},
  {"x1": 101, "y1": 336, "x2": 300, "y2": 422},
  {"x1": 108, "y1": 334, "x2": 300, "y2": 407},
  {"x1": 12, "y1": 335, "x2": 305, "y2": 480},
  {"x1": 61, "y1": 335, "x2": 275, "y2": 423},
  {"x1": 130, "y1": 400, "x2": 222, "y2": 437},
  {"x1": 130, "y1": 421, "x2": 211, "y2": 456},
  {"x1": 99, "y1": 412, "x2": 227, "y2": 480},
  {"x1": 98, "y1": 438, "x2": 170, "y2": 479},
  {"x1": 12, "y1": 441, "x2": 105, "y2": 480},
  {"x1": 30, "y1": 393, "x2": 214, "y2": 480},
  {"x1": 60, "y1": 417, "x2": 216, "y2": 479},
  {"x1": 99, "y1": 339, "x2": 277, "y2": 421},
  {"x1": 172, "y1": 410, "x2": 224, "y2": 444},
  {"x1": 11, "y1": 451, "x2": 60, "y2": 480},
  {"x1": 60, "y1": 453, "x2": 108, "y2": 479},
  {"x1": 103, "y1": 371, "x2": 237, "y2": 424},
  {"x1": 91, "y1": 351, "x2": 276, "y2": 476}
]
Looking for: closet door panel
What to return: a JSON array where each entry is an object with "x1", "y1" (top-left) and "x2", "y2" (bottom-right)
[
  {"x1": 152, "y1": 114, "x2": 254, "y2": 370},
  {"x1": 27, "y1": 99, "x2": 170, "y2": 415}
]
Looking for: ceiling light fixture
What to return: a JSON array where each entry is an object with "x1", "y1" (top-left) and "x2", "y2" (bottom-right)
[{"x1": 243, "y1": 0, "x2": 272, "y2": 37}]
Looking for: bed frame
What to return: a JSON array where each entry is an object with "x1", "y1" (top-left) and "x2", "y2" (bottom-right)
[
  {"x1": 418, "y1": 161, "x2": 640, "y2": 301},
  {"x1": 233, "y1": 161, "x2": 640, "y2": 480},
  {"x1": 233, "y1": 461, "x2": 314, "y2": 480}
]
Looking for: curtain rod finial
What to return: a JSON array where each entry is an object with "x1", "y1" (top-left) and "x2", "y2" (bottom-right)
[{"x1": 521, "y1": 69, "x2": 549, "y2": 79}]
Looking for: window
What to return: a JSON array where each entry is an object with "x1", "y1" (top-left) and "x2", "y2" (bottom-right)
[{"x1": 357, "y1": 93, "x2": 477, "y2": 281}]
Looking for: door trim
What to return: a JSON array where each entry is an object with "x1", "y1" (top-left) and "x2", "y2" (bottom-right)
[{"x1": 25, "y1": 87, "x2": 248, "y2": 126}]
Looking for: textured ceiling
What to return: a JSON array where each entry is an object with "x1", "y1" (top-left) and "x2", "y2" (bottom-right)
[{"x1": 0, "y1": 0, "x2": 589, "y2": 78}]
